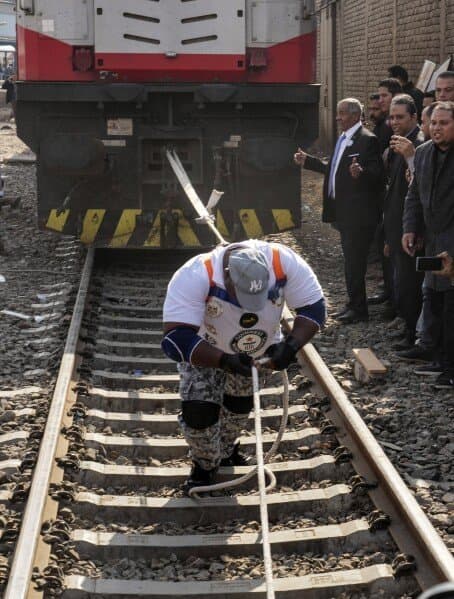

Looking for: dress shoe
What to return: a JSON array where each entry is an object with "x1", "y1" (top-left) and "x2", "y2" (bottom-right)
[
  {"x1": 336, "y1": 309, "x2": 368, "y2": 324},
  {"x1": 433, "y1": 371, "x2": 454, "y2": 389},
  {"x1": 395, "y1": 345, "x2": 433, "y2": 363},
  {"x1": 414, "y1": 362, "x2": 443, "y2": 376},
  {"x1": 391, "y1": 332, "x2": 415, "y2": 351},
  {"x1": 392, "y1": 339, "x2": 415, "y2": 351},
  {"x1": 332, "y1": 306, "x2": 350, "y2": 319},
  {"x1": 367, "y1": 292, "x2": 389, "y2": 305}
]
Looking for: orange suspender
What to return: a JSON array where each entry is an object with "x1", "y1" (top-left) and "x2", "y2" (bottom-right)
[
  {"x1": 272, "y1": 246, "x2": 286, "y2": 280},
  {"x1": 204, "y1": 258, "x2": 214, "y2": 287}
]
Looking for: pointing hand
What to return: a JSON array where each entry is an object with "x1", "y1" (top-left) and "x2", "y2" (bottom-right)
[{"x1": 294, "y1": 148, "x2": 307, "y2": 166}]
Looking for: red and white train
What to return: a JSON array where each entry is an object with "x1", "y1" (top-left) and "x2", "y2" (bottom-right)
[{"x1": 16, "y1": 0, "x2": 319, "y2": 248}]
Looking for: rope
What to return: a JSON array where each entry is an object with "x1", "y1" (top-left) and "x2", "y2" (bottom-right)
[
  {"x1": 252, "y1": 365, "x2": 275, "y2": 599},
  {"x1": 188, "y1": 366, "x2": 288, "y2": 598},
  {"x1": 188, "y1": 368, "x2": 289, "y2": 497}
]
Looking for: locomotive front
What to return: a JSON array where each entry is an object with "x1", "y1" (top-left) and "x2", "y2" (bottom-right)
[{"x1": 15, "y1": 0, "x2": 319, "y2": 249}]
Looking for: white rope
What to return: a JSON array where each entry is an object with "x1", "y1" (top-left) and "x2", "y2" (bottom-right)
[
  {"x1": 252, "y1": 365, "x2": 275, "y2": 599},
  {"x1": 166, "y1": 149, "x2": 227, "y2": 245}
]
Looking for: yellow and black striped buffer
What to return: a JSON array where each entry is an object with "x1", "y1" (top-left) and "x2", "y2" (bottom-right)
[{"x1": 43, "y1": 207, "x2": 298, "y2": 248}]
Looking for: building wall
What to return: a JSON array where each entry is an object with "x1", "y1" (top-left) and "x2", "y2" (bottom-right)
[{"x1": 316, "y1": 0, "x2": 453, "y2": 146}]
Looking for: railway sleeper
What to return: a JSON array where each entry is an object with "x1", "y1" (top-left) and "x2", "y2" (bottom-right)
[
  {"x1": 80, "y1": 385, "x2": 301, "y2": 412},
  {"x1": 61, "y1": 564, "x2": 417, "y2": 599},
  {"x1": 83, "y1": 428, "x2": 323, "y2": 460},
  {"x1": 70, "y1": 520, "x2": 392, "y2": 561},
  {"x1": 72, "y1": 485, "x2": 354, "y2": 525},
  {"x1": 74, "y1": 456, "x2": 352, "y2": 490},
  {"x1": 83, "y1": 404, "x2": 308, "y2": 434}
]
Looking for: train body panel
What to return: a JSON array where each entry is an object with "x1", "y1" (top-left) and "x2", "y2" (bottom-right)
[{"x1": 15, "y1": 0, "x2": 319, "y2": 249}]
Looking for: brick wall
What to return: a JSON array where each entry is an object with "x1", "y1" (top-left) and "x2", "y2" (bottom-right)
[{"x1": 316, "y1": 0, "x2": 454, "y2": 145}]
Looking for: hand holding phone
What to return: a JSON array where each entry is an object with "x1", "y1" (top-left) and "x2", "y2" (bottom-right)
[{"x1": 416, "y1": 256, "x2": 443, "y2": 271}]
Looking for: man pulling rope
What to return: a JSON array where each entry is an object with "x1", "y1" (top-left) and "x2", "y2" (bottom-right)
[{"x1": 162, "y1": 239, "x2": 325, "y2": 494}]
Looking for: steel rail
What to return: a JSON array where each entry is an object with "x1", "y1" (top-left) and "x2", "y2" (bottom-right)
[
  {"x1": 298, "y1": 350, "x2": 453, "y2": 587},
  {"x1": 300, "y1": 342, "x2": 454, "y2": 587},
  {"x1": 5, "y1": 247, "x2": 95, "y2": 599},
  {"x1": 282, "y1": 308, "x2": 454, "y2": 590}
]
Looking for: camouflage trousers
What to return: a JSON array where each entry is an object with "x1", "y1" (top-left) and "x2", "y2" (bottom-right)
[{"x1": 177, "y1": 362, "x2": 253, "y2": 470}]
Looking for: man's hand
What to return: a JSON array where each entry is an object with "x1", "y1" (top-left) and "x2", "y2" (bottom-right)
[
  {"x1": 402, "y1": 232, "x2": 417, "y2": 256},
  {"x1": 349, "y1": 156, "x2": 363, "y2": 179},
  {"x1": 383, "y1": 243, "x2": 390, "y2": 258},
  {"x1": 390, "y1": 135, "x2": 416, "y2": 160},
  {"x1": 294, "y1": 147, "x2": 307, "y2": 166},
  {"x1": 219, "y1": 352, "x2": 253, "y2": 377},
  {"x1": 263, "y1": 338, "x2": 299, "y2": 371},
  {"x1": 435, "y1": 251, "x2": 454, "y2": 279}
]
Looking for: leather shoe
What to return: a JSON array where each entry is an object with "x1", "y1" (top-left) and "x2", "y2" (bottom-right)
[
  {"x1": 367, "y1": 292, "x2": 389, "y2": 305},
  {"x1": 336, "y1": 309, "x2": 368, "y2": 324},
  {"x1": 332, "y1": 306, "x2": 350, "y2": 319},
  {"x1": 396, "y1": 345, "x2": 433, "y2": 363}
]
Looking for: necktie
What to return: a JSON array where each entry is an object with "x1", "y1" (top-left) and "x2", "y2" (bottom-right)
[{"x1": 328, "y1": 133, "x2": 346, "y2": 198}]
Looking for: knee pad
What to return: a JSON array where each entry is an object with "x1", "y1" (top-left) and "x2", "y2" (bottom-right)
[
  {"x1": 223, "y1": 394, "x2": 253, "y2": 414},
  {"x1": 181, "y1": 400, "x2": 220, "y2": 430}
]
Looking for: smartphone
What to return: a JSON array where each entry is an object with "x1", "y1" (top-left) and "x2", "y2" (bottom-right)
[{"x1": 416, "y1": 256, "x2": 443, "y2": 271}]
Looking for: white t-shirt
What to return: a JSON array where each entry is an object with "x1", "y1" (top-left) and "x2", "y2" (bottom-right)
[{"x1": 163, "y1": 240, "x2": 323, "y2": 357}]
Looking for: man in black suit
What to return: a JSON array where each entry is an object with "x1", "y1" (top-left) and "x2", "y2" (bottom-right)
[
  {"x1": 295, "y1": 98, "x2": 385, "y2": 323},
  {"x1": 402, "y1": 101, "x2": 454, "y2": 389},
  {"x1": 383, "y1": 94, "x2": 425, "y2": 349}
]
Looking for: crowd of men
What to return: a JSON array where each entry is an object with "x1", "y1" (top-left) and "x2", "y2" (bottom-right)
[{"x1": 295, "y1": 66, "x2": 454, "y2": 390}]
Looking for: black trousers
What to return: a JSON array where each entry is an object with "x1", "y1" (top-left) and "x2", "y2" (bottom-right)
[
  {"x1": 338, "y1": 224, "x2": 377, "y2": 315},
  {"x1": 375, "y1": 223, "x2": 394, "y2": 300},
  {"x1": 391, "y1": 248, "x2": 424, "y2": 337},
  {"x1": 423, "y1": 287, "x2": 454, "y2": 373}
]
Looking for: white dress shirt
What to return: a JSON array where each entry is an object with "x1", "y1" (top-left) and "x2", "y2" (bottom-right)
[{"x1": 330, "y1": 121, "x2": 362, "y2": 198}]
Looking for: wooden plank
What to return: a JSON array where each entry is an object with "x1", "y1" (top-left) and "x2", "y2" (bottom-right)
[{"x1": 352, "y1": 348, "x2": 387, "y2": 375}]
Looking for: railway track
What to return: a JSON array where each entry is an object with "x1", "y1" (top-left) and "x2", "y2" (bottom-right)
[{"x1": 5, "y1": 247, "x2": 454, "y2": 599}]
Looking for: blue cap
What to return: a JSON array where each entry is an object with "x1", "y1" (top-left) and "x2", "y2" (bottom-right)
[{"x1": 228, "y1": 247, "x2": 270, "y2": 311}]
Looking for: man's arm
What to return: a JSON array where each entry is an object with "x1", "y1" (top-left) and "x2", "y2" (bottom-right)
[
  {"x1": 294, "y1": 148, "x2": 329, "y2": 174},
  {"x1": 304, "y1": 154, "x2": 329, "y2": 175},
  {"x1": 163, "y1": 321, "x2": 223, "y2": 368}
]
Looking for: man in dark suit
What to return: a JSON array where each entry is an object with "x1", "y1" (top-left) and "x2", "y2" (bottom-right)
[
  {"x1": 295, "y1": 98, "x2": 385, "y2": 323},
  {"x1": 383, "y1": 94, "x2": 425, "y2": 349},
  {"x1": 402, "y1": 101, "x2": 454, "y2": 389}
]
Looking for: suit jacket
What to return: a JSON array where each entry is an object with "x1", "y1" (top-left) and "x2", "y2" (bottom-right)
[
  {"x1": 304, "y1": 125, "x2": 385, "y2": 226},
  {"x1": 403, "y1": 140, "x2": 454, "y2": 291},
  {"x1": 373, "y1": 118, "x2": 393, "y2": 155},
  {"x1": 383, "y1": 126, "x2": 425, "y2": 251}
]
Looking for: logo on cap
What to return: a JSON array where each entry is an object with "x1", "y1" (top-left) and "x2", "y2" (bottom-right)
[{"x1": 250, "y1": 280, "x2": 263, "y2": 293}]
